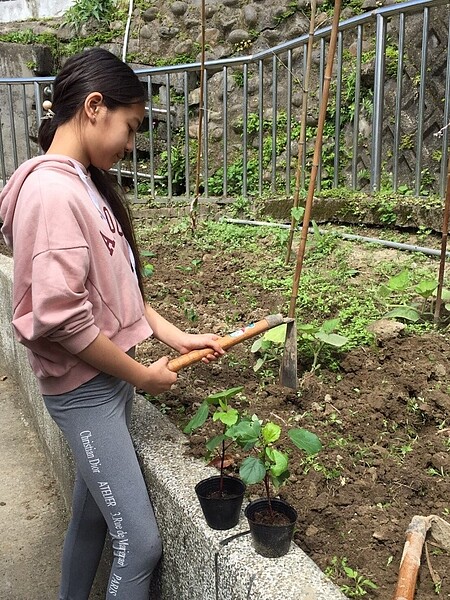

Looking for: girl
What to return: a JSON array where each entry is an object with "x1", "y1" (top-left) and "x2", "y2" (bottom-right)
[{"x1": 0, "y1": 48, "x2": 223, "y2": 600}]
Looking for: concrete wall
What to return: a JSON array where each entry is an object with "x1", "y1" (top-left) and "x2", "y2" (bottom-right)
[
  {"x1": 0, "y1": 252, "x2": 347, "y2": 600},
  {"x1": 0, "y1": 0, "x2": 73, "y2": 23}
]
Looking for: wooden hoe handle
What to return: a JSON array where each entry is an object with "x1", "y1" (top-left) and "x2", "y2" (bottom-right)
[
  {"x1": 168, "y1": 313, "x2": 284, "y2": 373},
  {"x1": 392, "y1": 515, "x2": 432, "y2": 600}
]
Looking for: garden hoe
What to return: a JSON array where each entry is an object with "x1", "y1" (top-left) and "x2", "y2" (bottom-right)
[
  {"x1": 168, "y1": 313, "x2": 298, "y2": 390},
  {"x1": 393, "y1": 514, "x2": 450, "y2": 600}
]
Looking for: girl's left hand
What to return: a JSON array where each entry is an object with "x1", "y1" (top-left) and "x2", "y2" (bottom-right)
[{"x1": 178, "y1": 333, "x2": 225, "y2": 363}]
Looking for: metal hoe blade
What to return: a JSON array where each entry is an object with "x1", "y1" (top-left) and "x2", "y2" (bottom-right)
[{"x1": 279, "y1": 318, "x2": 298, "y2": 390}]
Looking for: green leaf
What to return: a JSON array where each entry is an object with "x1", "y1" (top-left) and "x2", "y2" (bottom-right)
[
  {"x1": 415, "y1": 279, "x2": 438, "y2": 298},
  {"x1": 213, "y1": 408, "x2": 239, "y2": 426},
  {"x1": 288, "y1": 428, "x2": 322, "y2": 455},
  {"x1": 260, "y1": 339, "x2": 274, "y2": 351},
  {"x1": 312, "y1": 220, "x2": 322, "y2": 239},
  {"x1": 267, "y1": 448, "x2": 288, "y2": 477},
  {"x1": 251, "y1": 338, "x2": 262, "y2": 353},
  {"x1": 384, "y1": 307, "x2": 420, "y2": 322},
  {"x1": 253, "y1": 357, "x2": 265, "y2": 372},
  {"x1": 315, "y1": 332, "x2": 349, "y2": 348},
  {"x1": 387, "y1": 270, "x2": 410, "y2": 292},
  {"x1": 262, "y1": 324, "x2": 287, "y2": 344},
  {"x1": 206, "y1": 434, "x2": 225, "y2": 452},
  {"x1": 297, "y1": 323, "x2": 319, "y2": 335},
  {"x1": 183, "y1": 400, "x2": 209, "y2": 434},
  {"x1": 433, "y1": 287, "x2": 450, "y2": 302},
  {"x1": 227, "y1": 420, "x2": 260, "y2": 447},
  {"x1": 343, "y1": 565, "x2": 356, "y2": 578},
  {"x1": 262, "y1": 422, "x2": 281, "y2": 444},
  {"x1": 143, "y1": 263, "x2": 154, "y2": 277},
  {"x1": 270, "y1": 469, "x2": 290, "y2": 489},
  {"x1": 379, "y1": 284, "x2": 392, "y2": 298},
  {"x1": 239, "y1": 456, "x2": 266, "y2": 484},
  {"x1": 320, "y1": 318, "x2": 340, "y2": 334},
  {"x1": 291, "y1": 206, "x2": 304, "y2": 222},
  {"x1": 141, "y1": 250, "x2": 156, "y2": 258},
  {"x1": 206, "y1": 387, "x2": 243, "y2": 404}
]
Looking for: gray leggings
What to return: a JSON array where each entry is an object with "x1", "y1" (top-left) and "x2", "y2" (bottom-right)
[{"x1": 44, "y1": 372, "x2": 162, "y2": 600}]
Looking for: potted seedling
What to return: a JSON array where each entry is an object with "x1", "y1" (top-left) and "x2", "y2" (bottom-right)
[
  {"x1": 184, "y1": 386, "x2": 247, "y2": 530},
  {"x1": 228, "y1": 416, "x2": 322, "y2": 557}
]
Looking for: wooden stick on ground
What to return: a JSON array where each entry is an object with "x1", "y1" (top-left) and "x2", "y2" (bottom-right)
[
  {"x1": 393, "y1": 514, "x2": 450, "y2": 600},
  {"x1": 392, "y1": 515, "x2": 432, "y2": 600}
]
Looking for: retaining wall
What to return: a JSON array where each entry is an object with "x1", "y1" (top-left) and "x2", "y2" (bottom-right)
[
  {"x1": 0, "y1": 0, "x2": 72, "y2": 23},
  {"x1": 0, "y1": 252, "x2": 346, "y2": 600}
]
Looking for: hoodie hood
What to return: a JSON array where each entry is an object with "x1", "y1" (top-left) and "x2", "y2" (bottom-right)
[{"x1": 0, "y1": 155, "x2": 83, "y2": 249}]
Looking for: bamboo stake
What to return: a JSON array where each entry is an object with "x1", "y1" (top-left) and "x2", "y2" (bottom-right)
[
  {"x1": 189, "y1": 0, "x2": 206, "y2": 232},
  {"x1": 288, "y1": 0, "x2": 342, "y2": 318},
  {"x1": 285, "y1": 0, "x2": 317, "y2": 266},
  {"x1": 433, "y1": 151, "x2": 450, "y2": 323}
]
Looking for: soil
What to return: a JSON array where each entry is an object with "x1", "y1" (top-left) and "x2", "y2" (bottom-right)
[
  {"x1": 2, "y1": 214, "x2": 450, "y2": 600},
  {"x1": 133, "y1": 215, "x2": 450, "y2": 600},
  {"x1": 250, "y1": 505, "x2": 294, "y2": 526}
]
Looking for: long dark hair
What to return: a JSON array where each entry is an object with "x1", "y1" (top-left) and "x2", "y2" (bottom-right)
[{"x1": 38, "y1": 48, "x2": 148, "y2": 297}]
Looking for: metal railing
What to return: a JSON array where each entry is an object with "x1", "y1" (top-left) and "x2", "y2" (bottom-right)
[{"x1": 0, "y1": 0, "x2": 449, "y2": 201}]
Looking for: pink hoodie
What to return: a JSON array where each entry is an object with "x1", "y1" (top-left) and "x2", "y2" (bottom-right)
[{"x1": 0, "y1": 155, "x2": 152, "y2": 394}]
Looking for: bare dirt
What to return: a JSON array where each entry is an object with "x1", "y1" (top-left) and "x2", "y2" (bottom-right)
[{"x1": 134, "y1": 215, "x2": 450, "y2": 600}]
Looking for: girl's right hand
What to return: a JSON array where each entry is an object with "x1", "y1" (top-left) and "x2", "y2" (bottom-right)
[{"x1": 139, "y1": 356, "x2": 177, "y2": 396}]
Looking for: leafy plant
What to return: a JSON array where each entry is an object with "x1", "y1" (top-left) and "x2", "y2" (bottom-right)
[
  {"x1": 141, "y1": 249, "x2": 155, "y2": 278},
  {"x1": 380, "y1": 269, "x2": 450, "y2": 323},
  {"x1": 228, "y1": 196, "x2": 253, "y2": 218},
  {"x1": 150, "y1": 43, "x2": 202, "y2": 67},
  {"x1": 156, "y1": 144, "x2": 187, "y2": 195},
  {"x1": 143, "y1": 263, "x2": 154, "y2": 277},
  {"x1": 175, "y1": 258, "x2": 203, "y2": 273},
  {"x1": 183, "y1": 306, "x2": 199, "y2": 323},
  {"x1": 291, "y1": 205, "x2": 305, "y2": 225},
  {"x1": 183, "y1": 387, "x2": 244, "y2": 495},
  {"x1": 232, "y1": 70, "x2": 245, "y2": 88},
  {"x1": 274, "y1": 0, "x2": 301, "y2": 25},
  {"x1": 369, "y1": 192, "x2": 397, "y2": 225},
  {"x1": 207, "y1": 157, "x2": 260, "y2": 197},
  {"x1": 230, "y1": 417, "x2": 322, "y2": 517},
  {"x1": 297, "y1": 318, "x2": 349, "y2": 372},
  {"x1": 62, "y1": 0, "x2": 118, "y2": 32},
  {"x1": 325, "y1": 556, "x2": 378, "y2": 597},
  {"x1": 250, "y1": 323, "x2": 286, "y2": 373}
]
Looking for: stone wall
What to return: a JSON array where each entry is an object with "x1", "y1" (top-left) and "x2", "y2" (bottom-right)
[{"x1": 0, "y1": 0, "x2": 448, "y2": 196}]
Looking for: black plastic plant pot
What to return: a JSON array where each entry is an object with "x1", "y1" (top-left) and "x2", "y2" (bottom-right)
[
  {"x1": 244, "y1": 498, "x2": 298, "y2": 558},
  {"x1": 195, "y1": 475, "x2": 246, "y2": 530}
]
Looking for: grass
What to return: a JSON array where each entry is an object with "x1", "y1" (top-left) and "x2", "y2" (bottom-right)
[{"x1": 135, "y1": 215, "x2": 449, "y2": 367}]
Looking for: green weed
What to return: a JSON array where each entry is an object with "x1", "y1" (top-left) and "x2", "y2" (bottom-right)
[
  {"x1": 62, "y1": 0, "x2": 120, "y2": 33},
  {"x1": 325, "y1": 556, "x2": 378, "y2": 597}
]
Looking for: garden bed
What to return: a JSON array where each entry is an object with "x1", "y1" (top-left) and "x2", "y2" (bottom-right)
[
  {"x1": 2, "y1": 211, "x2": 450, "y2": 599},
  {"x1": 135, "y1": 214, "x2": 450, "y2": 600}
]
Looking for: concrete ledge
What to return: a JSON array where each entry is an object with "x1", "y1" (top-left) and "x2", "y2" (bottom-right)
[{"x1": 0, "y1": 253, "x2": 346, "y2": 600}]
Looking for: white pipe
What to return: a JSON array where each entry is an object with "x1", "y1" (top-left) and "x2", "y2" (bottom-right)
[
  {"x1": 122, "y1": 0, "x2": 134, "y2": 63},
  {"x1": 224, "y1": 218, "x2": 450, "y2": 258}
]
